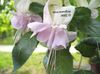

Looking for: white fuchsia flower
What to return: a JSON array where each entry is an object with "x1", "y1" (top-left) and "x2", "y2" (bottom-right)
[{"x1": 28, "y1": 0, "x2": 77, "y2": 50}]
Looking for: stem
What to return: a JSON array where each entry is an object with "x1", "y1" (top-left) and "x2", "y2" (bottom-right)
[
  {"x1": 96, "y1": 42, "x2": 100, "y2": 58},
  {"x1": 78, "y1": 55, "x2": 82, "y2": 70},
  {"x1": 62, "y1": 0, "x2": 65, "y2": 6}
]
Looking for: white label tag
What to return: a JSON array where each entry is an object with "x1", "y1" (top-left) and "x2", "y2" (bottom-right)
[{"x1": 53, "y1": 6, "x2": 75, "y2": 26}]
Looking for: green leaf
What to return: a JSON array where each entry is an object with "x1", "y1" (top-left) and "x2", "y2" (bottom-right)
[
  {"x1": 70, "y1": 7, "x2": 100, "y2": 57},
  {"x1": 43, "y1": 49, "x2": 73, "y2": 74},
  {"x1": 69, "y1": 0, "x2": 88, "y2": 7},
  {"x1": 85, "y1": 20, "x2": 100, "y2": 37},
  {"x1": 69, "y1": 7, "x2": 100, "y2": 38},
  {"x1": 12, "y1": 32, "x2": 39, "y2": 71},
  {"x1": 29, "y1": 2, "x2": 44, "y2": 16},
  {"x1": 68, "y1": 7, "x2": 91, "y2": 32},
  {"x1": 75, "y1": 37, "x2": 100, "y2": 57},
  {"x1": 74, "y1": 7, "x2": 91, "y2": 31},
  {"x1": 74, "y1": 70, "x2": 94, "y2": 74},
  {"x1": 69, "y1": 0, "x2": 77, "y2": 6}
]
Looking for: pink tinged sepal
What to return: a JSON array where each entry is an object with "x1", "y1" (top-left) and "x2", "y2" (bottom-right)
[{"x1": 28, "y1": 22, "x2": 50, "y2": 35}]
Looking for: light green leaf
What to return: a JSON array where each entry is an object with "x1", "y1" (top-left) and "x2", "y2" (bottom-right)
[
  {"x1": 63, "y1": 0, "x2": 71, "y2": 6},
  {"x1": 12, "y1": 32, "x2": 39, "y2": 71},
  {"x1": 69, "y1": 0, "x2": 88, "y2": 7},
  {"x1": 69, "y1": 0, "x2": 77, "y2": 6}
]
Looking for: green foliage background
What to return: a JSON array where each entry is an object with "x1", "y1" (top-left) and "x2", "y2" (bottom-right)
[{"x1": 0, "y1": 0, "x2": 15, "y2": 41}]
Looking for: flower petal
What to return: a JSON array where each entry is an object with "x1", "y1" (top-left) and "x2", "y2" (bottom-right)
[
  {"x1": 14, "y1": 0, "x2": 31, "y2": 12},
  {"x1": 28, "y1": 22, "x2": 50, "y2": 34},
  {"x1": 37, "y1": 28, "x2": 51, "y2": 42},
  {"x1": 43, "y1": 0, "x2": 52, "y2": 24},
  {"x1": 11, "y1": 13, "x2": 29, "y2": 30},
  {"x1": 89, "y1": 0, "x2": 100, "y2": 9},
  {"x1": 52, "y1": 28, "x2": 69, "y2": 49},
  {"x1": 47, "y1": 28, "x2": 56, "y2": 49},
  {"x1": 68, "y1": 31, "x2": 77, "y2": 42}
]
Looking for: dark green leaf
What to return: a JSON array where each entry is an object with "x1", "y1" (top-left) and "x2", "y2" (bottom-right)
[
  {"x1": 12, "y1": 32, "x2": 39, "y2": 71},
  {"x1": 74, "y1": 70, "x2": 94, "y2": 74},
  {"x1": 68, "y1": 7, "x2": 91, "y2": 32},
  {"x1": 69, "y1": 7, "x2": 100, "y2": 58},
  {"x1": 69, "y1": 7, "x2": 100, "y2": 38},
  {"x1": 29, "y1": 2, "x2": 44, "y2": 16},
  {"x1": 75, "y1": 37, "x2": 100, "y2": 57},
  {"x1": 85, "y1": 20, "x2": 100, "y2": 37},
  {"x1": 44, "y1": 49, "x2": 73, "y2": 74}
]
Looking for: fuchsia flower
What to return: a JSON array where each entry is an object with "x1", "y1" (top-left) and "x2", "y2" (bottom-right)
[
  {"x1": 11, "y1": 12, "x2": 42, "y2": 31},
  {"x1": 28, "y1": 0, "x2": 77, "y2": 50}
]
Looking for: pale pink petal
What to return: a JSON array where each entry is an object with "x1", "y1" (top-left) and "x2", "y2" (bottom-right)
[
  {"x1": 37, "y1": 28, "x2": 51, "y2": 42},
  {"x1": 43, "y1": 0, "x2": 52, "y2": 24},
  {"x1": 52, "y1": 28, "x2": 69, "y2": 49},
  {"x1": 11, "y1": 13, "x2": 29, "y2": 30},
  {"x1": 68, "y1": 32, "x2": 77, "y2": 42},
  {"x1": 11, "y1": 15, "x2": 21, "y2": 29},
  {"x1": 28, "y1": 22, "x2": 50, "y2": 33}
]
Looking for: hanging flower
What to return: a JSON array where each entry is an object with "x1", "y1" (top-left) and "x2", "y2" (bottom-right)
[
  {"x1": 11, "y1": 0, "x2": 42, "y2": 31},
  {"x1": 28, "y1": 0, "x2": 77, "y2": 50},
  {"x1": 11, "y1": 0, "x2": 42, "y2": 43},
  {"x1": 11, "y1": 12, "x2": 42, "y2": 31}
]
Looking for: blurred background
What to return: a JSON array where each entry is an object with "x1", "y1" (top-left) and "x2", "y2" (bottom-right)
[
  {"x1": 0, "y1": 0, "x2": 46, "y2": 74},
  {"x1": 0, "y1": 0, "x2": 90, "y2": 74},
  {"x1": 0, "y1": 0, "x2": 14, "y2": 45}
]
